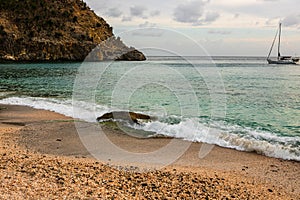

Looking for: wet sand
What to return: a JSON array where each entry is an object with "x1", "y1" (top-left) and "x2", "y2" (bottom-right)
[{"x1": 0, "y1": 104, "x2": 299, "y2": 199}]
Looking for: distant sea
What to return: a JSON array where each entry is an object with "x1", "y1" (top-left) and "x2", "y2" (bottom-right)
[{"x1": 0, "y1": 56, "x2": 299, "y2": 161}]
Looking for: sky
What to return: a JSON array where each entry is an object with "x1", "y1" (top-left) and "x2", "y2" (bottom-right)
[{"x1": 84, "y1": 0, "x2": 300, "y2": 56}]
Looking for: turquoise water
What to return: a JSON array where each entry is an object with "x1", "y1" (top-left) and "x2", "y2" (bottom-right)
[{"x1": 0, "y1": 57, "x2": 299, "y2": 160}]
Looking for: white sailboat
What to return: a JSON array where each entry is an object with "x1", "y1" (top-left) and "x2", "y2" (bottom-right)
[{"x1": 267, "y1": 23, "x2": 299, "y2": 65}]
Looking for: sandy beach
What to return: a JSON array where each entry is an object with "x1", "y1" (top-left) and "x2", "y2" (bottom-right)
[{"x1": 0, "y1": 104, "x2": 299, "y2": 199}]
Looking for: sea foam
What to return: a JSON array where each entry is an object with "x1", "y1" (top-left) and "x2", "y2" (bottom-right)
[
  {"x1": 0, "y1": 96, "x2": 109, "y2": 122},
  {"x1": 132, "y1": 118, "x2": 300, "y2": 161},
  {"x1": 0, "y1": 96, "x2": 299, "y2": 161}
]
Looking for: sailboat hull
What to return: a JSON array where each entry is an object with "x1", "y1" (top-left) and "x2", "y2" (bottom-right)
[{"x1": 267, "y1": 59, "x2": 297, "y2": 65}]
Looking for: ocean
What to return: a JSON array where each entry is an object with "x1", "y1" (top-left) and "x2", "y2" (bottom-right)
[{"x1": 0, "y1": 56, "x2": 299, "y2": 161}]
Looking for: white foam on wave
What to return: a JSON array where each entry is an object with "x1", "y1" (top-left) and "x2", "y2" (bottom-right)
[
  {"x1": 0, "y1": 96, "x2": 110, "y2": 122},
  {"x1": 1, "y1": 96, "x2": 299, "y2": 161},
  {"x1": 135, "y1": 118, "x2": 300, "y2": 161}
]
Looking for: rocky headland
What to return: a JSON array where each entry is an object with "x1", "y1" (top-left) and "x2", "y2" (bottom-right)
[{"x1": 0, "y1": 0, "x2": 146, "y2": 62}]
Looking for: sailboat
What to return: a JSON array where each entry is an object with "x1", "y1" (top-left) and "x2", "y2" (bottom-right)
[{"x1": 267, "y1": 23, "x2": 299, "y2": 64}]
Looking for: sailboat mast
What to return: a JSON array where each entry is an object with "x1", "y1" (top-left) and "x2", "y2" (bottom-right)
[
  {"x1": 278, "y1": 23, "x2": 281, "y2": 58},
  {"x1": 267, "y1": 24, "x2": 279, "y2": 59}
]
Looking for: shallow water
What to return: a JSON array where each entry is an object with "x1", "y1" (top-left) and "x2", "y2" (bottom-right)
[{"x1": 0, "y1": 56, "x2": 299, "y2": 160}]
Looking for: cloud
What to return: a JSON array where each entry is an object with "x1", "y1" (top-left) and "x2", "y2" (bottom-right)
[
  {"x1": 132, "y1": 29, "x2": 164, "y2": 37},
  {"x1": 265, "y1": 18, "x2": 279, "y2": 26},
  {"x1": 105, "y1": 7, "x2": 122, "y2": 18},
  {"x1": 150, "y1": 10, "x2": 160, "y2": 17},
  {"x1": 173, "y1": 0, "x2": 219, "y2": 25},
  {"x1": 139, "y1": 21, "x2": 157, "y2": 28},
  {"x1": 234, "y1": 13, "x2": 240, "y2": 19},
  {"x1": 204, "y1": 12, "x2": 220, "y2": 22},
  {"x1": 173, "y1": 0, "x2": 207, "y2": 24},
  {"x1": 130, "y1": 5, "x2": 147, "y2": 18},
  {"x1": 265, "y1": 14, "x2": 300, "y2": 28},
  {"x1": 131, "y1": 21, "x2": 163, "y2": 37},
  {"x1": 282, "y1": 14, "x2": 300, "y2": 27},
  {"x1": 122, "y1": 16, "x2": 132, "y2": 22},
  {"x1": 208, "y1": 30, "x2": 231, "y2": 35}
]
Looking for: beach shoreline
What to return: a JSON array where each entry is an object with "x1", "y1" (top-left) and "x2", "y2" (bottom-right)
[{"x1": 0, "y1": 104, "x2": 299, "y2": 199}]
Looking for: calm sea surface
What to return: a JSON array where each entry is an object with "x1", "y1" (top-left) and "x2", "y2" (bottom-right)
[{"x1": 0, "y1": 56, "x2": 299, "y2": 161}]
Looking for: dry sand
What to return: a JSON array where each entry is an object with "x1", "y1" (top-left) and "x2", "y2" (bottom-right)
[{"x1": 0, "y1": 104, "x2": 299, "y2": 199}]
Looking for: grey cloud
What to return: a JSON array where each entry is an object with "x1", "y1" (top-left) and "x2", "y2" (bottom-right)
[
  {"x1": 173, "y1": 1, "x2": 219, "y2": 25},
  {"x1": 208, "y1": 30, "x2": 231, "y2": 35},
  {"x1": 282, "y1": 14, "x2": 300, "y2": 27},
  {"x1": 204, "y1": 12, "x2": 220, "y2": 22},
  {"x1": 133, "y1": 21, "x2": 163, "y2": 37},
  {"x1": 173, "y1": 0, "x2": 206, "y2": 24},
  {"x1": 139, "y1": 21, "x2": 157, "y2": 28},
  {"x1": 130, "y1": 5, "x2": 147, "y2": 17},
  {"x1": 132, "y1": 28, "x2": 164, "y2": 37},
  {"x1": 150, "y1": 10, "x2": 160, "y2": 17},
  {"x1": 105, "y1": 7, "x2": 122, "y2": 18},
  {"x1": 122, "y1": 16, "x2": 132, "y2": 22},
  {"x1": 234, "y1": 13, "x2": 239, "y2": 19},
  {"x1": 265, "y1": 18, "x2": 278, "y2": 26}
]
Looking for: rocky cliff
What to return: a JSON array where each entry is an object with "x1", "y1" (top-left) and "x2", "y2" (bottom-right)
[{"x1": 0, "y1": 0, "x2": 146, "y2": 62}]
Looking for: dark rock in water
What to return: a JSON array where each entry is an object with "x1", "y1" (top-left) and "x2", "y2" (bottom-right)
[
  {"x1": 115, "y1": 49, "x2": 146, "y2": 61},
  {"x1": 97, "y1": 111, "x2": 154, "y2": 124},
  {"x1": 84, "y1": 37, "x2": 146, "y2": 61},
  {"x1": 0, "y1": 0, "x2": 146, "y2": 62}
]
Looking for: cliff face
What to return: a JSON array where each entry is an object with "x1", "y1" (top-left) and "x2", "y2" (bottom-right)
[{"x1": 0, "y1": 0, "x2": 145, "y2": 62}]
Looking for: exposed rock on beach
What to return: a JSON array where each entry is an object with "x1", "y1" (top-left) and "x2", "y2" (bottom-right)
[{"x1": 97, "y1": 111, "x2": 154, "y2": 124}]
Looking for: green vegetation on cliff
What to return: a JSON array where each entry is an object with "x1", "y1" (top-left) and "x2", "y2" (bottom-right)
[{"x1": 0, "y1": 0, "x2": 145, "y2": 61}]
